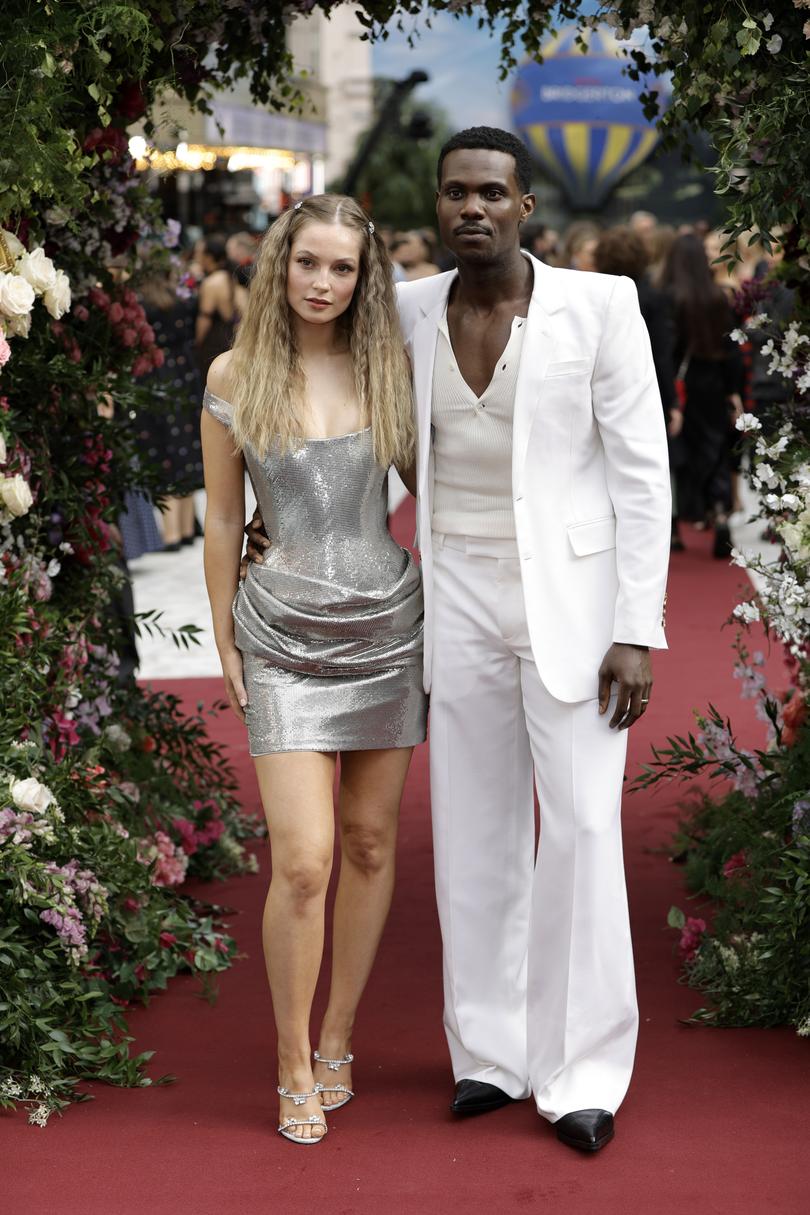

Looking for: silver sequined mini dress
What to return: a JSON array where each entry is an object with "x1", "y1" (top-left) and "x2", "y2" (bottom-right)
[{"x1": 203, "y1": 389, "x2": 427, "y2": 755}]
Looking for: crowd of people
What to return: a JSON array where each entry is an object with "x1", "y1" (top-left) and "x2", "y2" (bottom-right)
[{"x1": 130, "y1": 203, "x2": 785, "y2": 566}]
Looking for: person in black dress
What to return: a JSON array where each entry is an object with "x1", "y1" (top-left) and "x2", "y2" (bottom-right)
[
  {"x1": 194, "y1": 233, "x2": 250, "y2": 381},
  {"x1": 659, "y1": 233, "x2": 744, "y2": 558},
  {"x1": 594, "y1": 227, "x2": 682, "y2": 549},
  {"x1": 138, "y1": 269, "x2": 204, "y2": 549}
]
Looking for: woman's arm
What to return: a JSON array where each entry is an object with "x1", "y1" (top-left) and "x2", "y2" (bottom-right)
[{"x1": 201, "y1": 354, "x2": 248, "y2": 718}]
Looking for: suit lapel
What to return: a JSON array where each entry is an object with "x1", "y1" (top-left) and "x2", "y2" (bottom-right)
[
  {"x1": 512, "y1": 255, "x2": 565, "y2": 490},
  {"x1": 411, "y1": 273, "x2": 456, "y2": 495}
]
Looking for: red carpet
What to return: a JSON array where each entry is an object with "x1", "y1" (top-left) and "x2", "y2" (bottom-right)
[{"x1": 6, "y1": 513, "x2": 808, "y2": 1214}]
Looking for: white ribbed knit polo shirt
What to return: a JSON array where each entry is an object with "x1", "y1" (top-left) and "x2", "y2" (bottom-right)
[{"x1": 431, "y1": 307, "x2": 526, "y2": 539}]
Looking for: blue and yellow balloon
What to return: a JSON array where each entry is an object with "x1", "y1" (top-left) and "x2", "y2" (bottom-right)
[{"x1": 511, "y1": 26, "x2": 670, "y2": 209}]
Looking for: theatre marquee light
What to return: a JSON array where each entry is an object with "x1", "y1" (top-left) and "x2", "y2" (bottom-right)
[{"x1": 132, "y1": 144, "x2": 297, "y2": 174}]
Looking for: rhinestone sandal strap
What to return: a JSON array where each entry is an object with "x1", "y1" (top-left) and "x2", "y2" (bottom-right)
[
  {"x1": 278, "y1": 1114, "x2": 327, "y2": 1131},
  {"x1": 313, "y1": 1050, "x2": 354, "y2": 1070},
  {"x1": 320, "y1": 1082, "x2": 354, "y2": 1096},
  {"x1": 277, "y1": 1083, "x2": 324, "y2": 1105}
]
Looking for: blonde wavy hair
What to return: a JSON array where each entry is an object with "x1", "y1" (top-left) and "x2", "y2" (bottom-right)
[{"x1": 229, "y1": 194, "x2": 415, "y2": 469}]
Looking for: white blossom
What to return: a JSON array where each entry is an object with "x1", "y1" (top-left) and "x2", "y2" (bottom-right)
[
  {"x1": 0, "y1": 271, "x2": 35, "y2": 319},
  {"x1": 733, "y1": 602, "x2": 761, "y2": 624},
  {"x1": 0, "y1": 474, "x2": 34, "y2": 517},
  {"x1": 17, "y1": 248, "x2": 57, "y2": 295},
  {"x1": 28, "y1": 1103, "x2": 50, "y2": 1127},
  {"x1": 735, "y1": 412, "x2": 762, "y2": 432},
  {"x1": 780, "y1": 494, "x2": 801, "y2": 511},
  {"x1": 753, "y1": 462, "x2": 780, "y2": 490},
  {"x1": 10, "y1": 776, "x2": 54, "y2": 814},
  {"x1": 763, "y1": 12, "x2": 774, "y2": 30},
  {"x1": 765, "y1": 33, "x2": 783, "y2": 53},
  {"x1": 730, "y1": 547, "x2": 752, "y2": 568},
  {"x1": 43, "y1": 269, "x2": 71, "y2": 320},
  {"x1": 730, "y1": 328, "x2": 747, "y2": 345}
]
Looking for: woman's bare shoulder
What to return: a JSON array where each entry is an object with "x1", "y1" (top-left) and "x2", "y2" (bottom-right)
[{"x1": 206, "y1": 351, "x2": 234, "y2": 401}]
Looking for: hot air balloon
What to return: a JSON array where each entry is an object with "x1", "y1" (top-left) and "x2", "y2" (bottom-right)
[{"x1": 510, "y1": 25, "x2": 670, "y2": 209}]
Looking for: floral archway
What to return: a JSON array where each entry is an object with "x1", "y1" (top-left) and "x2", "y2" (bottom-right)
[{"x1": 1, "y1": 1, "x2": 808, "y2": 1123}]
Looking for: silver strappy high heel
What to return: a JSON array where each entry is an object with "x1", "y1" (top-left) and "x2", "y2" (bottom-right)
[
  {"x1": 313, "y1": 1050, "x2": 355, "y2": 1110},
  {"x1": 277, "y1": 1083, "x2": 327, "y2": 1144}
]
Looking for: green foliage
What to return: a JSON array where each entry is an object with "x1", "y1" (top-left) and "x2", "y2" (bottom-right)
[
  {"x1": 343, "y1": 91, "x2": 451, "y2": 230},
  {"x1": 636, "y1": 664, "x2": 810, "y2": 1032}
]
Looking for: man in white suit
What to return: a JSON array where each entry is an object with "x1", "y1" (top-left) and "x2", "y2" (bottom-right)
[{"x1": 396, "y1": 127, "x2": 670, "y2": 1152}]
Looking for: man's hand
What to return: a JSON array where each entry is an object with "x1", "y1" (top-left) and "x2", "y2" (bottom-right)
[
  {"x1": 240, "y1": 507, "x2": 270, "y2": 580},
  {"x1": 597, "y1": 643, "x2": 652, "y2": 730}
]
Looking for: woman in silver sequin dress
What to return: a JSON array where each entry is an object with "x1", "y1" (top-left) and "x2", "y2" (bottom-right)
[{"x1": 201, "y1": 195, "x2": 426, "y2": 1145}]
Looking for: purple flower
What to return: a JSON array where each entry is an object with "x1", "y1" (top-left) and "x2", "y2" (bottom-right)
[
  {"x1": 162, "y1": 218, "x2": 181, "y2": 249},
  {"x1": 793, "y1": 800, "x2": 810, "y2": 837}
]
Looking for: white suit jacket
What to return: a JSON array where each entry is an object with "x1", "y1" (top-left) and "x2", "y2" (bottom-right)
[{"x1": 396, "y1": 253, "x2": 671, "y2": 702}]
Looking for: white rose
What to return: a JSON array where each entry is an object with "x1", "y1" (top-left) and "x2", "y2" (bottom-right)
[
  {"x1": 0, "y1": 434, "x2": 6, "y2": 464},
  {"x1": 0, "y1": 474, "x2": 33, "y2": 517},
  {"x1": 18, "y1": 248, "x2": 57, "y2": 295},
  {"x1": 10, "y1": 776, "x2": 54, "y2": 814},
  {"x1": 43, "y1": 269, "x2": 71, "y2": 319},
  {"x1": 0, "y1": 271, "x2": 35, "y2": 319},
  {"x1": 4, "y1": 312, "x2": 31, "y2": 338},
  {"x1": 0, "y1": 229, "x2": 25, "y2": 261}
]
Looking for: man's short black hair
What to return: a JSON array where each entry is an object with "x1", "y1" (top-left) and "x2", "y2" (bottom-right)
[{"x1": 437, "y1": 127, "x2": 533, "y2": 194}]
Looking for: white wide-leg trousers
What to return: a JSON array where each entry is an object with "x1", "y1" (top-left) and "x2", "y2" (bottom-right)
[{"x1": 429, "y1": 534, "x2": 638, "y2": 1122}]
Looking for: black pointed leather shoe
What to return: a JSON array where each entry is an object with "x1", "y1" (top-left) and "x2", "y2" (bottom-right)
[
  {"x1": 451, "y1": 1079, "x2": 515, "y2": 1116},
  {"x1": 555, "y1": 1109, "x2": 614, "y2": 1152}
]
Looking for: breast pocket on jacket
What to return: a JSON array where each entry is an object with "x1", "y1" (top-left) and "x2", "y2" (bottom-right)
[
  {"x1": 546, "y1": 358, "x2": 592, "y2": 379},
  {"x1": 567, "y1": 515, "x2": 616, "y2": 557}
]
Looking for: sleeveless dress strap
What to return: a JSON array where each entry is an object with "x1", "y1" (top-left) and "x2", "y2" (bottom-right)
[{"x1": 202, "y1": 387, "x2": 234, "y2": 428}]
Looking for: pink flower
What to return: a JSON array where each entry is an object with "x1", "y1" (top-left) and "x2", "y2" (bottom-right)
[
  {"x1": 88, "y1": 287, "x2": 111, "y2": 311},
  {"x1": 197, "y1": 817, "x2": 225, "y2": 846},
  {"x1": 172, "y1": 816, "x2": 198, "y2": 856},
  {"x1": 73, "y1": 304, "x2": 90, "y2": 322},
  {"x1": 722, "y1": 850, "x2": 748, "y2": 879},
  {"x1": 123, "y1": 897, "x2": 141, "y2": 913},
  {"x1": 678, "y1": 917, "x2": 707, "y2": 963},
  {"x1": 120, "y1": 327, "x2": 138, "y2": 348},
  {"x1": 0, "y1": 332, "x2": 10, "y2": 370},
  {"x1": 159, "y1": 931, "x2": 178, "y2": 948},
  {"x1": 108, "y1": 302, "x2": 124, "y2": 324},
  {"x1": 131, "y1": 354, "x2": 151, "y2": 377}
]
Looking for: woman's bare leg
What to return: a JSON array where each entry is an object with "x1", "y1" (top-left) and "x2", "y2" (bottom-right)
[
  {"x1": 161, "y1": 497, "x2": 183, "y2": 545},
  {"x1": 255, "y1": 750, "x2": 337, "y2": 1140},
  {"x1": 179, "y1": 495, "x2": 196, "y2": 540},
  {"x1": 315, "y1": 746, "x2": 413, "y2": 1104}
]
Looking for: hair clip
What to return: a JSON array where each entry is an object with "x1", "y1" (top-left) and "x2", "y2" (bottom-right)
[
  {"x1": 293, "y1": 200, "x2": 303, "y2": 210},
  {"x1": 368, "y1": 221, "x2": 375, "y2": 236}
]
